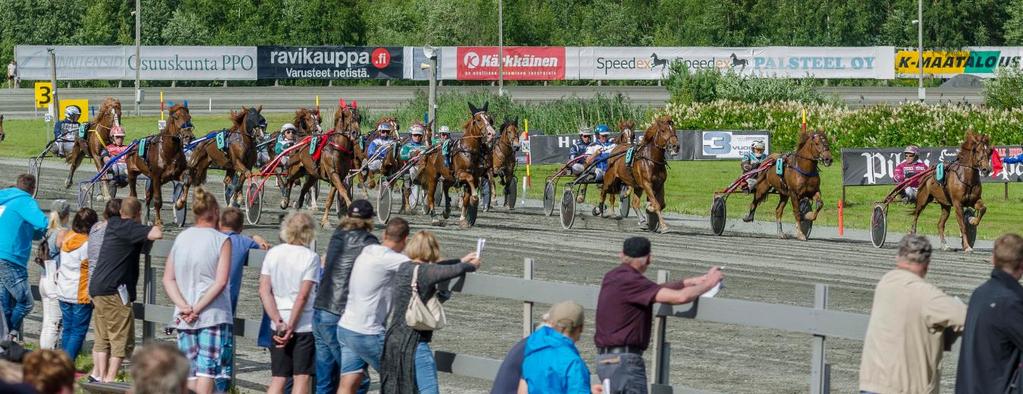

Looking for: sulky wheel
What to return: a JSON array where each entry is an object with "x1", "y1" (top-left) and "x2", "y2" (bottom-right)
[
  {"x1": 964, "y1": 208, "x2": 978, "y2": 250},
  {"x1": 543, "y1": 181, "x2": 557, "y2": 217},
  {"x1": 465, "y1": 196, "x2": 479, "y2": 227},
  {"x1": 28, "y1": 158, "x2": 42, "y2": 198},
  {"x1": 710, "y1": 196, "x2": 727, "y2": 236},
  {"x1": 172, "y1": 181, "x2": 187, "y2": 227},
  {"x1": 619, "y1": 186, "x2": 631, "y2": 218},
  {"x1": 798, "y1": 198, "x2": 814, "y2": 239},
  {"x1": 479, "y1": 177, "x2": 492, "y2": 212},
  {"x1": 244, "y1": 179, "x2": 263, "y2": 225},
  {"x1": 77, "y1": 183, "x2": 94, "y2": 210},
  {"x1": 376, "y1": 182, "x2": 393, "y2": 225},
  {"x1": 505, "y1": 175, "x2": 518, "y2": 210},
  {"x1": 559, "y1": 188, "x2": 576, "y2": 229},
  {"x1": 870, "y1": 204, "x2": 887, "y2": 248}
]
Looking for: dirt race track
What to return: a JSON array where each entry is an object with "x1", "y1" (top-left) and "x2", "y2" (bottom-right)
[{"x1": 10, "y1": 158, "x2": 995, "y2": 393}]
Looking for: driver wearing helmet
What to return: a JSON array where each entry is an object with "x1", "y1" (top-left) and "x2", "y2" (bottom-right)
[
  {"x1": 569, "y1": 127, "x2": 595, "y2": 175},
  {"x1": 584, "y1": 124, "x2": 617, "y2": 181},
  {"x1": 102, "y1": 126, "x2": 129, "y2": 186},
  {"x1": 741, "y1": 140, "x2": 769, "y2": 191},
  {"x1": 51, "y1": 106, "x2": 82, "y2": 157},
  {"x1": 275, "y1": 123, "x2": 298, "y2": 166},
  {"x1": 432, "y1": 125, "x2": 453, "y2": 166},
  {"x1": 893, "y1": 145, "x2": 929, "y2": 202},
  {"x1": 400, "y1": 123, "x2": 428, "y2": 181},
  {"x1": 366, "y1": 121, "x2": 396, "y2": 172}
]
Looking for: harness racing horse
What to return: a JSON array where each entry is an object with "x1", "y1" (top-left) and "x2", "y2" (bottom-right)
[
  {"x1": 282, "y1": 101, "x2": 361, "y2": 228},
  {"x1": 66, "y1": 97, "x2": 122, "y2": 199},
  {"x1": 910, "y1": 129, "x2": 992, "y2": 252},
  {"x1": 615, "y1": 120, "x2": 637, "y2": 145},
  {"x1": 484, "y1": 116, "x2": 521, "y2": 211},
  {"x1": 124, "y1": 104, "x2": 195, "y2": 226},
  {"x1": 418, "y1": 122, "x2": 458, "y2": 225},
  {"x1": 184, "y1": 106, "x2": 267, "y2": 209},
  {"x1": 744, "y1": 128, "x2": 833, "y2": 240},
  {"x1": 450, "y1": 102, "x2": 497, "y2": 227},
  {"x1": 600, "y1": 115, "x2": 679, "y2": 232}
]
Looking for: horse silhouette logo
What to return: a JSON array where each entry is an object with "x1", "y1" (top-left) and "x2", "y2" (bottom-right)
[
  {"x1": 650, "y1": 53, "x2": 669, "y2": 71},
  {"x1": 729, "y1": 53, "x2": 748, "y2": 71}
]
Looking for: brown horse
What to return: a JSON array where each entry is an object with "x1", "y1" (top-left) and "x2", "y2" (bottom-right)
[
  {"x1": 744, "y1": 128, "x2": 833, "y2": 240},
  {"x1": 123, "y1": 104, "x2": 195, "y2": 226},
  {"x1": 417, "y1": 122, "x2": 458, "y2": 225},
  {"x1": 615, "y1": 120, "x2": 637, "y2": 145},
  {"x1": 280, "y1": 101, "x2": 361, "y2": 228},
  {"x1": 600, "y1": 115, "x2": 679, "y2": 232},
  {"x1": 66, "y1": 97, "x2": 122, "y2": 198},
  {"x1": 910, "y1": 129, "x2": 992, "y2": 252},
  {"x1": 448, "y1": 102, "x2": 496, "y2": 227},
  {"x1": 0, "y1": 114, "x2": 5, "y2": 142},
  {"x1": 484, "y1": 116, "x2": 521, "y2": 211},
  {"x1": 184, "y1": 106, "x2": 267, "y2": 209}
]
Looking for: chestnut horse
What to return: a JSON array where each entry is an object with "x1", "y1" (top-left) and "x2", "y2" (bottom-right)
[
  {"x1": 615, "y1": 120, "x2": 637, "y2": 145},
  {"x1": 744, "y1": 128, "x2": 833, "y2": 240},
  {"x1": 910, "y1": 129, "x2": 992, "y2": 252},
  {"x1": 484, "y1": 116, "x2": 521, "y2": 211},
  {"x1": 418, "y1": 122, "x2": 458, "y2": 225},
  {"x1": 600, "y1": 115, "x2": 679, "y2": 232},
  {"x1": 281, "y1": 101, "x2": 361, "y2": 227},
  {"x1": 66, "y1": 97, "x2": 122, "y2": 199},
  {"x1": 449, "y1": 102, "x2": 496, "y2": 227},
  {"x1": 184, "y1": 106, "x2": 267, "y2": 208},
  {"x1": 124, "y1": 104, "x2": 195, "y2": 226}
]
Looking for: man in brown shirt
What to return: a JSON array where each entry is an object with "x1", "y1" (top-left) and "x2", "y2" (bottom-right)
[
  {"x1": 594, "y1": 237, "x2": 722, "y2": 394},
  {"x1": 859, "y1": 234, "x2": 966, "y2": 394}
]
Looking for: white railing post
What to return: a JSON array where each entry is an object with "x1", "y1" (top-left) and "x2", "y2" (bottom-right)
[
  {"x1": 523, "y1": 258, "x2": 534, "y2": 337},
  {"x1": 651, "y1": 270, "x2": 671, "y2": 387},
  {"x1": 811, "y1": 284, "x2": 830, "y2": 394}
]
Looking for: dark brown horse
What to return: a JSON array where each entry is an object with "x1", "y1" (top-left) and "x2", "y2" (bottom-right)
[
  {"x1": 911, "y1": 129, "x2": 992, "y2": 252},
  {"x1": 66, "y1": 97, "x2": 122, "y2": 198},
  {"x1": 600, "y1": 115, "x2": 679, "y2": 232},
  {"x1": 744, "y1": 128, "x2": 833, "y2": 240},
  {"x1": 124, "y1": 104, "x2": 194, "y2": 226},
  {"x1": 484, "y1": 116, "x2": 521, "y2": 211},
  {"x1": 615, "y1": 120, "x2": 637, "y2": 145},
  {"x1": 449, "y1": 102, "x2": 496, "y2": 227},
  {"x1": 280, "y1": 101, "x2": 361, "y2": 228},
  {"x1": 184, "y1": 106, "x2": 267, "y2": 208}
]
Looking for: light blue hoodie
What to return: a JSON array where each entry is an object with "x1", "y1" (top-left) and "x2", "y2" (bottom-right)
[
  {"x1": 0, "y1": 187, "x2": 48, "y2": 267},
  {"x1": 521, "y1": 325, "x2": 591, "y2": 394}
]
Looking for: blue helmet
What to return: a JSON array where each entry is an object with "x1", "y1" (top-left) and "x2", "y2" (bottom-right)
[{"x1": 595, "y1": 124, "x2": 611, "y2": 136}]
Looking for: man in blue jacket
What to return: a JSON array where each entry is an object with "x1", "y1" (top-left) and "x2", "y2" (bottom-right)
[
  {"x1": 0, "y1": 174, "x2": 48, "y2": 337},
  {"x1": 520, "y1": 300, "x2": 593, "y2": 394}
]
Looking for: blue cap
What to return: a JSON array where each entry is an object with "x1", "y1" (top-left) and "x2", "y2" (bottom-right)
[{"x1": 595, "y1": 124, "x2": 611, "y2": 135}]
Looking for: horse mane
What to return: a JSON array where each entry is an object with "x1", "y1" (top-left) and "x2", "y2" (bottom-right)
[
  {"x1": 93, "y1": 97, "x2": 122, "y2": 126},
  {"x1": 641, "y1": 115, "x2": 672, "y2": 147},
  {"x1": 230, "y1": 107, "x2": 248, "y2": 127}
]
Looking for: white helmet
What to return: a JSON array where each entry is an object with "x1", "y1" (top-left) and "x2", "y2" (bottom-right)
[
  {"x1": 280, "y1": 123, "x2": 297, "y2": 133},
  {"x1": 65, "y1": 105, "x2": 81, "y2": 118},
  {"x1": 439, "y1": 126, "x2": 451, "y2": 134},
  {"x1": 409, "y1": 124, "x2": 425, "y2": 136},
  {"x1": 752, "y1": 141, "x2": 765, "y2": 150}
]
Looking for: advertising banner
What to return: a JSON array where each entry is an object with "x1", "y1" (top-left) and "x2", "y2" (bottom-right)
[
  {"x1": 523, "y1": 131, "x2": 769, "y2": 164},
  {"x1": 696, "y1": 131, "x2": 771, "y2": 160},
  {"x1": 894, "y1": 47, "x2": 1023, "y2": 78},
  {"x1": 452, "y1": 46, "x2": 566, "y2": 80},
  {"x1": 257, "y1": 46, "x2": 403, "y2": 79},
  {"x1": 15, "y1": 45, "x2": 257, "y2": 80},
  {"x1": 577, "y1": 47, "x2": 895, "y2": 79},
  {"x1": 841, "y1": 147, "x2": 1023, "y2": 186}
]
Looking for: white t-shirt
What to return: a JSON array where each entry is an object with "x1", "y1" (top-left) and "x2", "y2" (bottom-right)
[
  {"x1": 261, "y1": 243, "x2": 320, "y2": 333},
  {"x1": 338, "y1": 244, "x2": 409, "y2": 335},
  {"x1": 170, "y1": 227, "x2": 232, "y2": 330}
]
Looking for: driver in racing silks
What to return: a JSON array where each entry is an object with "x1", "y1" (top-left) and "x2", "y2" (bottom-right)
[
  {"x1": 569, "y1": 127, "x2": 595, "y2": 176},
  {"x1": 893, "y1": 145, "x2": 929, "y2": 203},
  {"x1": 365, "y1": 121, "x2": 396, "y2": 174},
  {"x1": 51, "y1": 106, "x2": 82, "y2": 157},
  {"x1": 740, "y1": 140, "x2": 768, "y2": 192},
  {"x1": 274, "y1": 123, "x2": 298, "y2": 167},
  {"x1": 101, "y1": 126, "x2": 129, "y2": 186},
  {"x1": 431, "y1": 125, "x2": 453, "y2": 166},
  {"x1": 400, "y1": 123, "x2": 429, "y2": 181},
  {"x1": 583, "y1": 124, "x2": 616, "y2": 182}
]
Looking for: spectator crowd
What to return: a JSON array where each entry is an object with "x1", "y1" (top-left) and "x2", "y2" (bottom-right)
[{"x1": 1, "y1": 172, "x2": 1022, "y2": 393}]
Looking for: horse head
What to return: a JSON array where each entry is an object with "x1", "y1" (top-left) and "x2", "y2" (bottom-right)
[
  {"x1": 335, "y1": 99, "x2": 362, "y2": 137},
  {"x1": 961, "y1": 128, "x2": 993, "y2": 176},
  {"x1": 93, "y1": 97, "x2": 124, "y2": 136},
  {"x1": 647, "y1": 115, "x2": 679, "y2": 156},
  {"x1": 294, "y1": 107, "x2": 322, "y2": 137},
  {"x1": 500, "y1": 116, "x2": 520, "y2": 149},
  {"x1": 798, "y1": 128, "x2": 833, "y2": 167},
  {"x1": 165, "y1": 104, "x2": 195, "y2": 145},
  {"x1": 467, "y1": 101, "x2": 496, "y2": 145},
  {"x1": 617, "y1": 120, "x2": 636, "y2": 144}
]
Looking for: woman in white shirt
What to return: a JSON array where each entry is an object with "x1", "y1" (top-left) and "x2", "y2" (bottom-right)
[
  {"x1": 260, "y1": 212, "x2": 320, "y2": 394},
  {"x1": 163, "y1": 188, "x2": 232, "y2": 394}
]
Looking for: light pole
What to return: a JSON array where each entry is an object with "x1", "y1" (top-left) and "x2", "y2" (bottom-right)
[
  {"x1": 134, "y1": 0, "x2": 141, "y2": 116},
  {"x1": 421, "y1": 46, "x2": 438, "y2": 128},
  {"x1": 916, "y1": 0, "x2": 924, "y2": 101},
  {"x1": 498, "y1": 0, "x2": 504, "y2": 96}
]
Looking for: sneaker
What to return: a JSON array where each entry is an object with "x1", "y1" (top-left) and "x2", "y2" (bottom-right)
[{"x1": 87, "y1": 375, "x2": 100, "y2": 383}]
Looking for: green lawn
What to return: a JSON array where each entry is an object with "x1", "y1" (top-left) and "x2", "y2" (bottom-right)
[{"x1": 516, "y1": 162, "x2": 1023, "y2": 240}]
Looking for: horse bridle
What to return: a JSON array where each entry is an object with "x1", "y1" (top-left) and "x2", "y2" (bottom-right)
[
  {"x1": 634, "y1": 123, "x2": 677, "y2": 166},
  {"x1": 794, "y1": 132, "x2": 831, "y2": 162}
]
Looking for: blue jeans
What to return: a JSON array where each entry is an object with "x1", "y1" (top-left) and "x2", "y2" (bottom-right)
[
  {"x1": 337, "y1": 326, "x2": 384, "y2": 374},
  {"x1": 313, "y1": 310, "x2": 369, "y2": 394},
  {"x1": 415, "y1": 342, "x2": 439, "y2": 394},
  {"x1": 59, "y1": 301, "x2": 93, "y2": 361},
  {"x1": 0, "y1": 260, "x2": 33, "y2": 333}
]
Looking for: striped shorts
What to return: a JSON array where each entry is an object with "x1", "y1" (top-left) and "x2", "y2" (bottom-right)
[{"x1": 177, "y1": 323, "x2": 233, "y2": 379}]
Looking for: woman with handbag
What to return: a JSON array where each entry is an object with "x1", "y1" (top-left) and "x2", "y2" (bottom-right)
[{"x1": 379, "y1": 231, "x2": 480, "y2": 394}]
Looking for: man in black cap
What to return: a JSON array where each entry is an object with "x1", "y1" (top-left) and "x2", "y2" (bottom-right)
[
  {"x1": 313, "y1": 199, "x2": 378, "y2": 394},
  {"x1": 594, "y1": 236, "x2": 723, "y2": 393}
]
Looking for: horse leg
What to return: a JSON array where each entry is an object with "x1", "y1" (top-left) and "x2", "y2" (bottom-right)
[
  {"x1": 128, "y1": 170, "x2": 139, "y2": 199},
  {"x1": 971, "y1": 199, "x2": 986, "y2": 226},
  {"x1": 654, "y1": 181, "x2": 669, "y2": 233},
  {"x1": 789, "y1": 194, "x2": 808, "y2": 241},
  {"x1": 638, "y1": 182, "x2": 660, "y2": 232},
  {"x1": 65, "y1": 144, "x2": 84, "y2": 189},
  {"x1": 937, "y1": 204, "x2": 952, "y2": 251},
  {"x1": 320, "y1": 186, "x2": 336, "y2": 229},
  {"x1": 805, "y1": 191, "x2": 824, "y2": 221},
  {"x1": 280, "y1": 171, "x2": 300, "y2": 210},
  {"x1": 152, "y1": 176, "x2": 164, "y2": 227},
  {"x1": 297, "y1": 176, "x2": 316, "y2": 211},
  {"x1": 951, "y1": 202, "x2": 972, "y2": 252},
  {"x1": 774, "y1": 194, "x2": 790, "y2": 239},
  {"x1": 459, "y1": 183, "x2": 471, "y2": 229},
  {"x1": 909, "y1": 190, "x2": 931, "y2": 234},
  {"x1": 743, "y1": 180, "x2": 771, "y2": 222}
]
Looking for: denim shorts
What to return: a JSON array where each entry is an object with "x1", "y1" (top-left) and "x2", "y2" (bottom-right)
[
  {"x1": 595, "y1": 352, "x2": 648, "y2": 394},
  {"x1": 337, "y1": 325, "x2": 384, "y2": 375}
]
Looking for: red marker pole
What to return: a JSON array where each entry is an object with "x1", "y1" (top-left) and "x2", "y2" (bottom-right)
[{"x1": 837, "y1": 199, "x2": 844, "y2": 237}]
